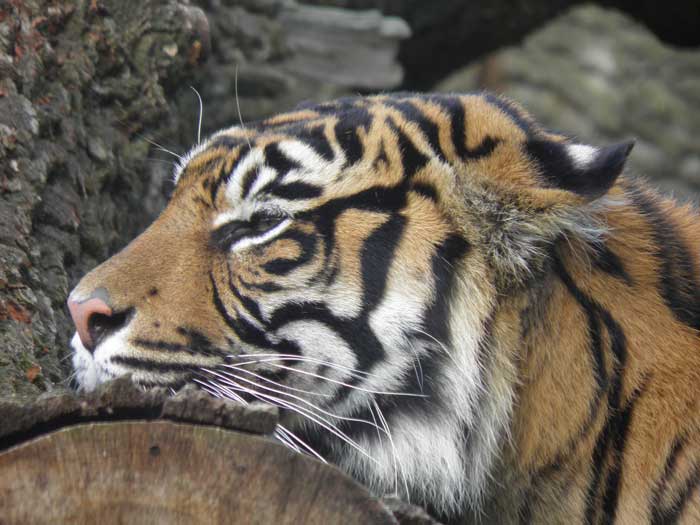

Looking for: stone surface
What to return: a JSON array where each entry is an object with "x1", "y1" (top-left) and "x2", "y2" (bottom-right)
[
  {"x1": 279, "y1": 5, "x2": 409, "y2": 89},
  {"x1": 437, "y1": 4, "x2": 700, "y2": 202},
  {"x1": 303, "y1": 0, "x2": 700, "y2": 89},
  {"x1": 174, "y1": 0, "x2": 409, "y2": 143}
]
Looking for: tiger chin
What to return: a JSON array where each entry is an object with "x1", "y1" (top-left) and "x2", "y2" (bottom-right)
[{"x1": 67, "y1": 92, "x2": 700, "y2": 524}]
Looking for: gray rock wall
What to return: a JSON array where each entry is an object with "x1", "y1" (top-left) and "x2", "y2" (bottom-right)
[
  {"x1": 437, "y1": 4, "x2": 700, "y2": 202},
  {"x1": 174, "y1": 1, "x2": 408, "y2": 144}
]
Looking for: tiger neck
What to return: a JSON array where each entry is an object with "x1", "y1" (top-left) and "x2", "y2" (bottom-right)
[{"x1": 480, "y1": 183, "x2": 700, "y2": 522}]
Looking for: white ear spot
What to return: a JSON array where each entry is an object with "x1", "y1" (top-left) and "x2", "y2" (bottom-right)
[{"x1": 567, "y1": 144, "x2": 598, "y2": 169}]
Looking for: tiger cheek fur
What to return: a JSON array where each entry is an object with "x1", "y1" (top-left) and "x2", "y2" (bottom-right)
[{"x1": 68, "y1": 93, "x2": 700, "y2": 524}]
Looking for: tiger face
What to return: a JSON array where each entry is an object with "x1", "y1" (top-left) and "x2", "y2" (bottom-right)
[{"x1": 68, "y1": 93, "x2": 633, "y2": 515}]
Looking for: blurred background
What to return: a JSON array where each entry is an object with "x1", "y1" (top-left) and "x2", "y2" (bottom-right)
[{"x1": 0, "y1": 0, "x2": 698, "y2": 395}]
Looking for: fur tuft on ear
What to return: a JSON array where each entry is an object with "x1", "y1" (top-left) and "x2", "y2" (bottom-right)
[{"x1": 526, "y1": 138, "x2": 635, "y2": 200}]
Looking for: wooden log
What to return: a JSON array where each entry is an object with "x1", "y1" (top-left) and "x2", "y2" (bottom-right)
[{"x1": 0, "y1": 420, "x2": 396, "y2": 525}]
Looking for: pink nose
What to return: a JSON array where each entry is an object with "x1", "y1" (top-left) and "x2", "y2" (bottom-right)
[{"x1": 67, "y1": 297, "x2": 113, "y2": 351}]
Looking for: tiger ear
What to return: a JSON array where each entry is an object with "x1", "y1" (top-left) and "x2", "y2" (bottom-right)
[{"x1": 526, "y1": 138, "x2": 635, "y2": 200}]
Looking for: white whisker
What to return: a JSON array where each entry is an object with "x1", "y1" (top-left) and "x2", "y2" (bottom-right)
[
  {"x1": 277, "y1": 424, "x2": 327, "y2": 463},
  {"x1": 274, "y1": 427, "x2": 303, "y2": 454},
  {"x1": 203, "y1": 374, "x2": 379, "y2": 466},
  {"x1": 373, "y1": 399, "x2": 410, "y2": 502},
  {"x1": 197, "y1": 377, "x2": 327, "y2": 463},
  {"x1": 234, "y1": 354, "x2": 425, "y2": 397},
  {"x1": 263, "y1": 362, "x2": 427, "y2": 398},
  {"x1": 407, "y1": 340, "x2": 425, "y2": 393},
  {"x1": 204, "y1": 368, "x2": 388, "y2": 435},
  {"x1": 220, "y1": 364, "x2": 332, "y2": 397},
  {"x1": 141, "y1": 136, "x2": 183, "y2": 161},
  {"x1": 236, "y1": 353, "x2": 375, "y2": 378},
  {"x1": 190, "y1": 86, "x2": 204, "y2": 145},
  {"x1": 234, "y1": 65, "x2": 253, "y2": 152},
  {"x1": 194, "y1": 378, "x2": 246, "y2": 404}
]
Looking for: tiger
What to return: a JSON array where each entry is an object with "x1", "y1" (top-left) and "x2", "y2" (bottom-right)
[{"x1": 67, "y1": 92, "x2": 700, "y2": 524}]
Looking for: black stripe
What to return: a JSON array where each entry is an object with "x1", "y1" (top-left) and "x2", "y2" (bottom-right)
[
  {"x1": 133, "y1": 330, "x2": 228, "y2": 359},
  {"x1": 553, "y1": 256, "x2": 608, "y2": 394},
  {"x1": 628, "y1": 187, "x2": 700, "y2": 331},
  {"x1": 591, "y1": 243, "x2": 634, "y2": 286},
  {"x1": 384, "y1": 99, "x2": 446, "y2": 161},
  {"x1": 554, "y1": 254, "x2": 632, "y2": 524},
  {"x1": 388, "y1": 118, "x2": 430, "y2": 179},
  {"x1": 266, "y1": 301, "x2": 387, "y2": 381},
  {"x1": 212, "y1": 271, "x2": 275, "y2": 349},
  {"x1": 424, "y1": 234, "x2": 471, "y2": 346},
  {"x1": 334, "y1": 106, "x2": 371, "y2": 167},
  {"x1": 268, "y1": 181, "x2": 322, "y2": 200},
  {"x1": 211, "y1": 149, "x2": 247, "y2": 203},
  {"x1": 175, "y1": 327, "x2": 232, "y2": 359},
  {"x1": 212, "y1": 272, "x2": 302, "y2": 356},
  {"x1": 228, "y1": 272, "x2": 264, "y2": 323},
  {"x1": 304, "y1": 96, "x2": 361, "y2": 114},
  {"x1": 600, "y1": 382, "x2": 645, "y2": 522},
  {"x1": 339, "y1": 260, "x2": 476, "y2": 442},
  {"x1": 411, "y1": 182, "x2": 439, "y2": 202},
  {"x1": 264, "y1": 142, "x2": 301, "y2": 177},
  {"x1": 208, "y1": 135, "x2": 247, "y2": 150},
  {"x1": 299, "y1": 125, "x2": 334, "y2": 161},
  {"x1": 319, "y1": 184, "x2": 409, "y2": 214},
  {"x1": 194, "y1": 157, "x2": 223, "y2": 187},
  {"x1": 655, "y1": 465, "x2": 700, "y2": 524},
  {"x1": 111, "y1": 355, "x2": 198, "y2": 373},
  {"x1": 360, "y1": 235, "x2": 471, "y2": 426},
  {"x1": 265, "y1": 214, "x2": 405, "y2": 383},
  {"x1": 360, "y1": 214, "x2": 406, "y2": 312},
  {"x1": 651, "y1": 437, "x2": 696, "y2": 525},
  {"x1": 484, "y1": 93, "x2": 533, "y2": 133},
  {"x1": 240, "y1": 165, "x2": 259, "y2": 199},
  {"x1": 238, "y1": 278, "x2": 284, "y2": 292},
  {"x1": 262, "y1": 228, "x2": 317, "y2": 276},
  {"x1": 429, "y1": 95, "x2": 500, "y2": 161},
  {"x1": 305, "y1": 183, "x2": 409, "y2": 262}
]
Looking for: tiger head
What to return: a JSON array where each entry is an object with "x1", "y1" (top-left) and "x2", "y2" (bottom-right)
[{"x1": 68, "y1": 93, "x2": 632, "y2": 514}]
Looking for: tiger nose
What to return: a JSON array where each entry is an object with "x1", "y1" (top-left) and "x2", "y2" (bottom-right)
[{"x1": 67, "y1": 295, "x2": 114, "y2": 352}]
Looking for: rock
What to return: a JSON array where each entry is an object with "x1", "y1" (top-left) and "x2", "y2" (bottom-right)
[
  {"x1": 302, "y1": 0, "x2": 700, "y2": 89},
  {"x1": 279, "y1": 5, "x2": 410, "y2": 89},
  {"x1": 436, "y1": 5, "x2": 700, "y2": 202},
  {"x1": 174, "y1": 0, "x2": 410, "y2": 143}
]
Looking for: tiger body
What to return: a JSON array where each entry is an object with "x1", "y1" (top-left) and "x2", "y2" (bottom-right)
[{"x1": 68, "y1": 93, "x2": 700, "y2": 524}]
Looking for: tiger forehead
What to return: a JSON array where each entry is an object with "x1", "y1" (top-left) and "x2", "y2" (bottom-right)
[{"x1": 173, "y1": 92, "x2": 547, "y2": 208}]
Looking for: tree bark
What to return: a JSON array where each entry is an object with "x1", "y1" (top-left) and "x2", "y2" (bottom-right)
[{"x1": 0, "y1": 0, "x2": 209, "y2": 396}]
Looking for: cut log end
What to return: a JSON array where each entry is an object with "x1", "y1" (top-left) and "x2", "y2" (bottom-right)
[{"x1": 0, "y1": 420, "x2": 396, "y2": 525}]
